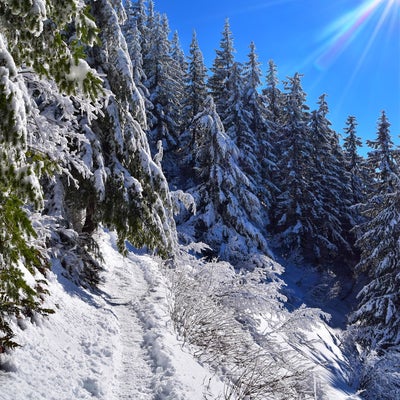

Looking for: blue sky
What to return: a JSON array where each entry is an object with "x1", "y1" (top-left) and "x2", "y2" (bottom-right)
[{"x1": 155, "y1": 0, "x2": 400, "y2": 152}]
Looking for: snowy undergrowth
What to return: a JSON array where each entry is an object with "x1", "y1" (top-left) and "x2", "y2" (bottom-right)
[
  {"x1": 0, "y1": 229, "x2": 360, "y2": 399},
  {"x1": 169, "y1": 252, "x2": 361, "y2": 399}
]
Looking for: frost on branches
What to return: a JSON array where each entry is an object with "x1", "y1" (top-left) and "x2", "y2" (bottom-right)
[
  {"x1": 0, "y1": 0, "x2": 102, "y2": 350},
  {"x1": 169, "y1": 251, "x2": 327, "y2": 399},
  {"x1": 182, "y1": 96, "x2": 271, "y2": 266},
  {"x1": 0, "y1": 33, "x2": 51, "y2": 351}
]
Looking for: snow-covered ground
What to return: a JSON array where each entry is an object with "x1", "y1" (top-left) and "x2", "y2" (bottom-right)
[
  {"x1": 0, "y1": 230, "x2": 224, "y2": 400},
  {"x1": 0, "y1": 230, "x2": 360, "y2": 399}
]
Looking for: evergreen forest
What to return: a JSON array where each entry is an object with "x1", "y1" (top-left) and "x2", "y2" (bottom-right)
[{"x1": 0, "y1": 1, "x2": 399, "y2": 398}]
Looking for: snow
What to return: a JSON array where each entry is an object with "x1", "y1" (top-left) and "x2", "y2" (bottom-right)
[
  {"x1": 0, "y1": 35, "x2": 27, "y2": 139},
  {"x1": 1, "y1": 229, "x2": 361, "y2": 399},
  {"x1": 0, "y1": 229, "x2": 224, "y2": 400},
  {"x1": 66, "y1": 59, "x2": 99, "y2": 94}
]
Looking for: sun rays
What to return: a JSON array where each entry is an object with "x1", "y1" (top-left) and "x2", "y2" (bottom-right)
[
  {"x1": 304, "y1": 0, "x2": 400, "y2": 118},
  {"x1": 316, "y1": 0, "x2": 399, "y2": 70}
]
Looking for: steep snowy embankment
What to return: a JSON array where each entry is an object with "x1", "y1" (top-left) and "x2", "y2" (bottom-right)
[{"x1": 0, "y1": 230, "x2": 224, "y2": 400}]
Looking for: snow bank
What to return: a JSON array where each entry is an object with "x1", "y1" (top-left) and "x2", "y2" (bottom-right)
[{"x1": 0, "y1": 258, "x2": 117, "y2": 400}]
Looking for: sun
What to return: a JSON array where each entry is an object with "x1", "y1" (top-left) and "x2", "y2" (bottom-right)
[
  {"x1": 315, "y1": 0, "x2": 399, "y2": 70},
  {"x1": 301, "y1": 0, "x2": 400, "y2": 117}
]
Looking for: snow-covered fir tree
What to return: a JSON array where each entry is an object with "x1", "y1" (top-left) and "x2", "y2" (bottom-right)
[
  {"x1": 128, "y1": 0, "x2": 148, "y2": 42},
  {"x1": 88, "y1": 0, "x2": 177, "y2": 256},
  {"x1": 222, "y1": 59, "x2": 272, "y2": 227},
  {"x1": 223, "y1": 61, "x2": 247, "y2": 142},
  {"x1": 171, "y1": 31, "x2": 188, "y2": 83},
  {"x1": 141, "y1": 10, "x2": 186, "y2": 179},
  {"x1": 122, "y1": 2, "x2": 149, "y2": 102},
  {"x1": 169, "y1": 30, "x2": 188, "y2": 138},
  {"x1": 183, "y1": 96, "x2": 271, "y2": 265},
  {"x1": 178, "y1": 30, "x2": 208, "y2": 189},
  {"x1": 365, "y1": 110, "x2": 398, "y2": 191},
  {"x1": 263, "y1": 59, "x2": 284, "y2": 124},
  {"x1": 308, "y1": 94, "x2": 354, "y2": 264},
  {"x1": 272, "y1": 73, "x2": 317, "y2": 261},
  {"x1": 184, "y1": 31, "x2": 208, "y2": 123},
  {"x1": 343, "y1": 115, "x2": 367, "y2": 206},
  {"x1": 262, "y1": 59, "x2": 284, "y2": 198},
  {"x1": 351, "y1": 111, "x2": 400, "y2": 348},
  {"x1": 350, "y1": 112, "x2": 400, "y2": 398},
  {"x1": 0, "y1": 0, "x2": 103, "y2": 349},
  {"x1": 207, "y1": 18, "x2": 236, "y2": 124},
  {"x1": 242, "y1": 42, "x2": 277, "y2": 214}
]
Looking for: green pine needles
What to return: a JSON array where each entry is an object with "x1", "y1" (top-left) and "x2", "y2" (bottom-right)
[
  {"x1": 0, "y1": 191, "x2": 54, "y2": 350},
  {"x1": 0, "y1": 1, "x2": 103, "y2": 101},
  {"x1": 0, "y1": 0, "x2": 105, "y2": 351}
]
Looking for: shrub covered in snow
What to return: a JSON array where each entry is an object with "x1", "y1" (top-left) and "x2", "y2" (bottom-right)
[{"x1": 168, "y1": 252, "x2": 327, "y2": 399}]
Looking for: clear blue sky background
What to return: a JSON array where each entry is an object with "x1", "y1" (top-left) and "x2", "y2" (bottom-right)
[{"x1": 155, "y1": 0, "x2": 400, "y2": 153}]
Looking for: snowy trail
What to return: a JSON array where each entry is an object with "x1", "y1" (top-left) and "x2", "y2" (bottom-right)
[
  {"x1": 99, "y1": 235, "x2": 154, "y2": 400},
  {"x1": 0, "y1": 229, "x2": 225, "y2": 400},
  {"x1": 98, "y1": 232, "x2": 225, "y2": 400},
  {"x1": 96, "y1": 232, "x2": 187, "y2": 400}
]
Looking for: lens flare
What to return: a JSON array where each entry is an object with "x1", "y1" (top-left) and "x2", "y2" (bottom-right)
[{"x1": 315, "y1": 0, "x2": 399, "y2": 70}]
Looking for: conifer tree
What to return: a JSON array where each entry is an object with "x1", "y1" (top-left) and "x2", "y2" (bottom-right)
[
  {"x1": 179, "y1": 30, "x2": 208, "y2": 188},
  {"x1": 88, "y1": 0, "x2": 177, "y2": 256},
  {"x1": 234, "y1": 48, "x2": 261, "y2": 176},
  {"x1": 186, "y1": 96, "x2": 270, "y2": 265},
  {"x1": 142, "y1": 11, "x2": 184, "y2": 173},
  {"x1": 122, "y1": 5, "x2": 148, "y2": 103},
  {"x1": 169, "y1": 30, "x2": 187, "y2": 135},
  {"x1": 242, "y1": 42, "x2": 277, "y2": 213},
  {"x1": 223, "y1": 61, "x2": 246, "y2": 142},
  {"x1": 222, "y1": 58, "x2": 272, "y2": 228},
  {"x1": 343, "y1": 115, "x2": 366, "y2": 205},
  {"x1": 185, "y1": 30, "x2": 208, "y2": 123},
  {"x1": 263, "y1": 59, "x2": 283, "y2": 124},
  {"x1": 0, "y1": 47, "x2": 49, "y2": 346},
  {"x1": 208, "y1": 18, "x2": 235, "y2": 123},
  {"x1": 262, "y1": 59, "x2": 283, "y2": 198},
  {"x1": 243, "y1": 42, "x2": 264, "y2": 136},
  {"x1": 129, "y1": 0, "x2": 148, "y2": 40},
  {"x1": 365, "y1": 111, "x2": 397, "y2": 189},
  {"x1": 343, "y1": 116, "x2": 362, "y2": 172},
  {"x1": 171, "y1": 31, "x2": 188, "y2": 77},
  {"x1": 0, "y1": 0, "x2": 104, "y2": 350},
  {"x1": 0, "y1": 0, "x2": 102, "y2": 100},
  {"x1": 308, "y1": 95, "x2": 353, "y2": 263},
  {"x1": 351, "y1": 112, "x2": 400, "y2": 353},
  {"x1": 272, "y1": 73, "x2": 316, "y2": 260}
]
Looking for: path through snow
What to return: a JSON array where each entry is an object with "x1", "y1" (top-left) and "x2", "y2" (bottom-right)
[
  {"x1": 0, "y1": 230, "x2": 225, "y2": 400},
  {"x1": 99, "y1": 234, "x2": 155, "y2": 399}
]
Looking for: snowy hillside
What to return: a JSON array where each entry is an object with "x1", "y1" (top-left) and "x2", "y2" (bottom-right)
[{"x1": 1, "y1": 230, "x2": 360, "y2": 399}]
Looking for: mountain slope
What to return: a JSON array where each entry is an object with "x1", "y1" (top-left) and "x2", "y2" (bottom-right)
[{"x1": 0, "y1": 229, "x2": 359, "y2": 399}]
